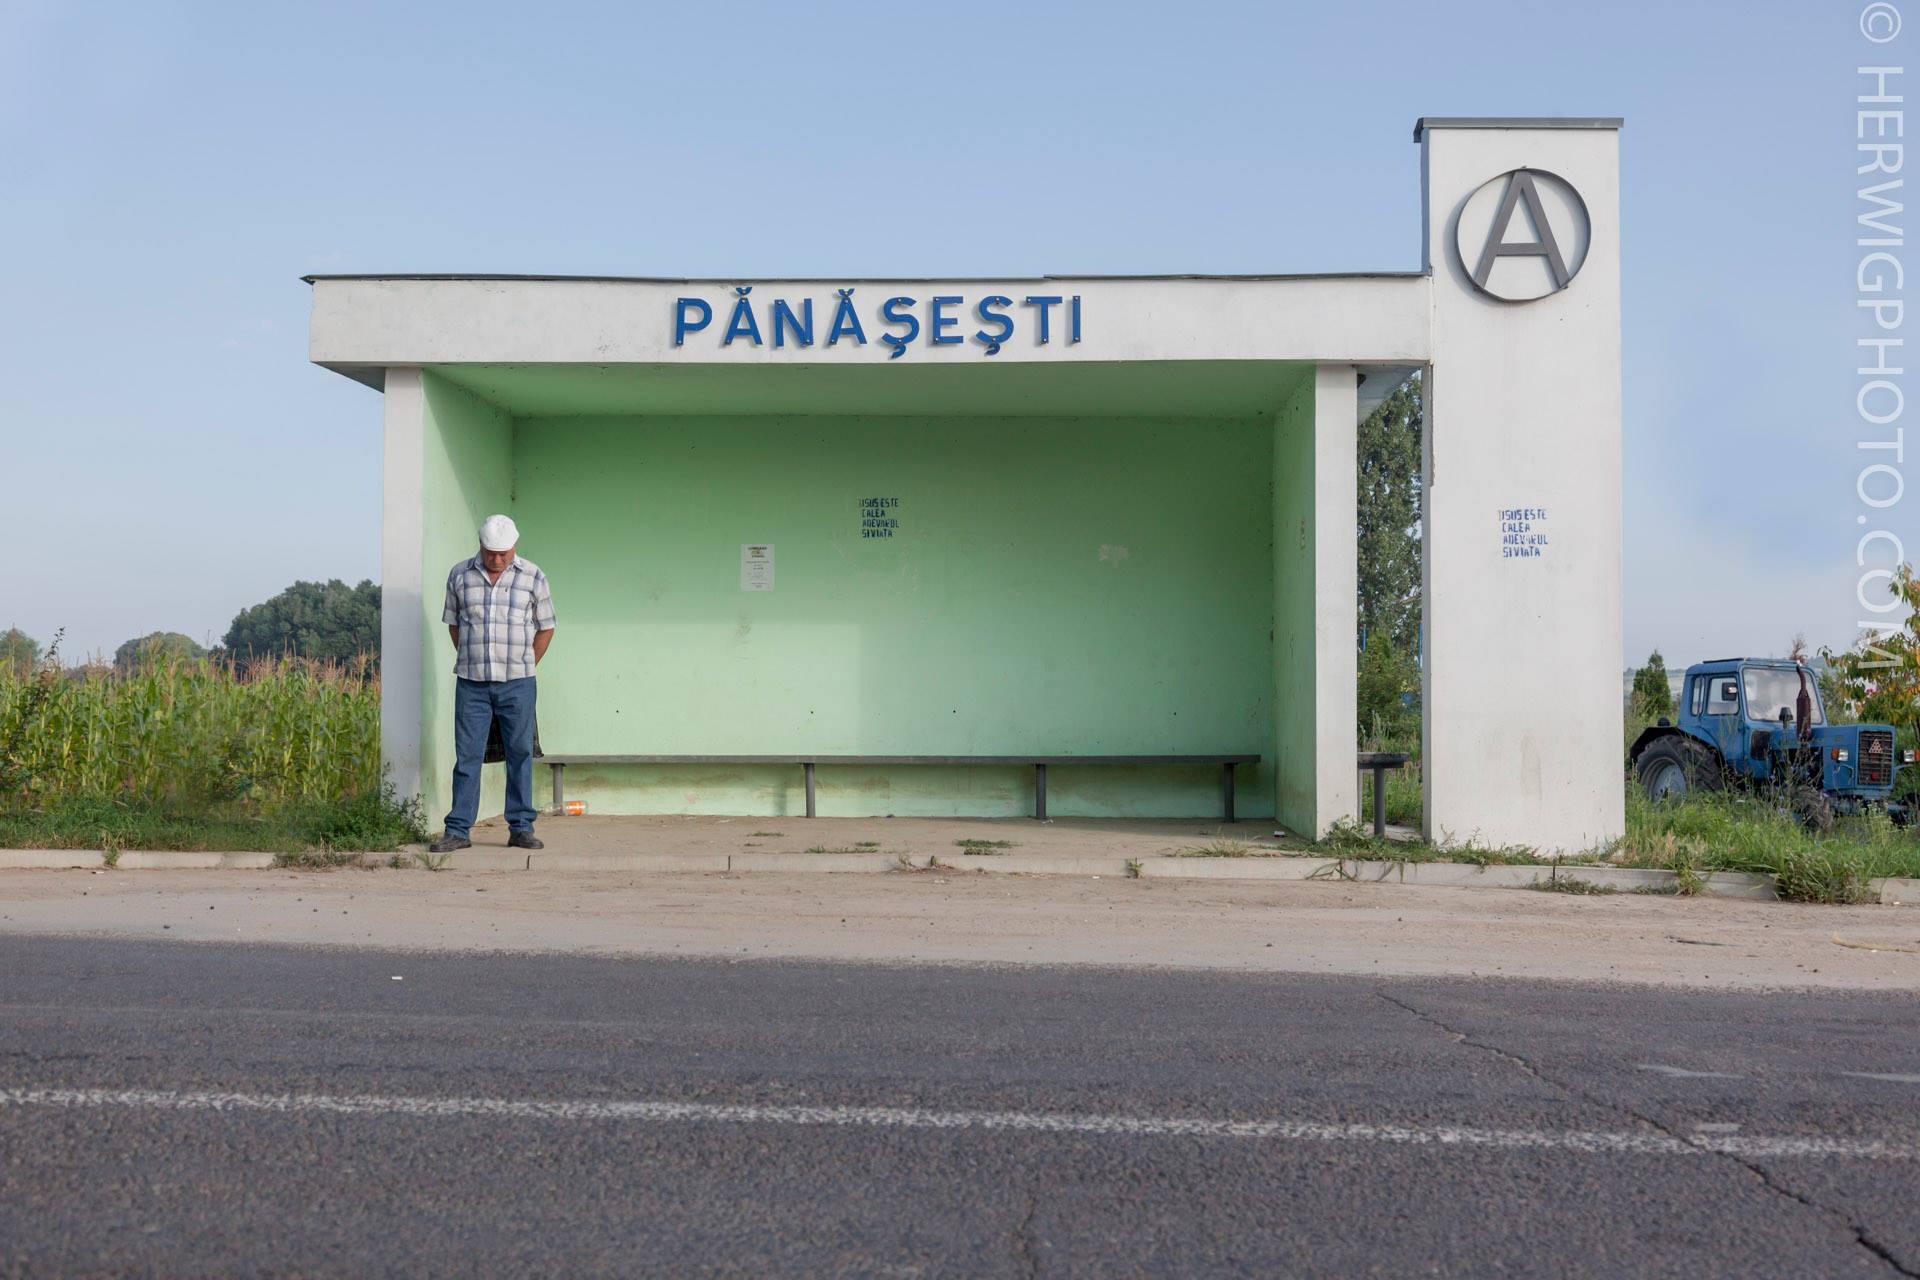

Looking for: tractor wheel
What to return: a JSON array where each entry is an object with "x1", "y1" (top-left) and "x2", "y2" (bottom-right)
[
  {"x1": 1789, "y1": 786, "x2": 1836, "y2": 836},
  {"x1": 1636, "y1": 737, "x2": 1722, "y2": 801}
]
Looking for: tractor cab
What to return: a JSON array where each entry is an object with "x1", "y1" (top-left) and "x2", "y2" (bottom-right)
[{"x1": 1678, "y1": 659, "x2": 1823, "y2": 781}]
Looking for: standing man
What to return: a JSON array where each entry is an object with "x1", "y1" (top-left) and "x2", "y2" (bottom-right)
[{"x1": 428, "y1": 514, "x2": 556, "y2": 853}]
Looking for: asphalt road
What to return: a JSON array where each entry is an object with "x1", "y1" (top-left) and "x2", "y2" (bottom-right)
[{"x1": 1, "y1": 937, "x2": 1918, "y2": 1278}]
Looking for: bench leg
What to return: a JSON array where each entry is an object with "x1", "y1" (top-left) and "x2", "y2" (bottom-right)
[
  {"x1": 1034, "y1": 763, "x2": 1047, "y2": 821},
  {"x1": 1372, "y1": 766, "x2": 1387, "y2": 838},
  {"x1": 551, "y1": 763, "x2": 565, "y2": 815},
  {"x1": 1223, "y1": 762, "x2": 1236, "y2": 824},
  {"x1": 804, "y1": 762, "x2": 816, "y2": 818}
]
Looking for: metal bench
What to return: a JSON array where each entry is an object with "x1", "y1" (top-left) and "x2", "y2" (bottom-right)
[
  {"x1": 542, "y1": 754, "x2": 1261, "y2": 821},
  {"x1": 1356, "y1": 751, "x2": 1412, "y2": 836}
]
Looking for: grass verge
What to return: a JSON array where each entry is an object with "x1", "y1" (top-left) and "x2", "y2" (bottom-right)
[
  {"x1": 1304, "y1": 791, "x2": 1916, "y2": 904},
  {"x1": 0, "y1": 789, "x2": 425, "y2": 855},
  {"x1": 1616, "y1": 790, "x2": 1915, "y2": 904}
]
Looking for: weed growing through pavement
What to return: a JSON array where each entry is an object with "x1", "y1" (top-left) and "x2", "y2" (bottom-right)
[
  {"x1": 1170, "y1": 839, "x2": 1271, "y2": 858},
  {"x1": 1671, "y1": 854, "x2": 1706, "y2": 897},
  {"x1": 1309, "y1": 819, "x2": 1584, "y2": 867},
  {"x1": 1773, "y1": 847, "x2": 1875, "y2": 905},
  {"x1": 1306, "y1": 860, "x2": 1359, "y2": 882},
  {"x1": 270, "y1": 850, "x2": 374, "y2": 870},
  {"x1": 1125, "y1": 858, "x2": 1142, "y2": 878},
  {"x1": 954, "y1": 838, "x2": 1017, "y2": 852},
  {"x1": 1526, "y1": 875, "x2": 1617, "y2": 896},
  {"x1": 414, "y1": 851, "x2": 451, "y2": 872}
]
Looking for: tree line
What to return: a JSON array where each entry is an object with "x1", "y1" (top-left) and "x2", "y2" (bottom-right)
[{"x1": 3, "y1": 579, "x2": 381, "y2": 677}]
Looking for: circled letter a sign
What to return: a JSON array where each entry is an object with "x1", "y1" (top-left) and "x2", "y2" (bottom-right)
[{"x1": 1455, "y1": 168, "x2": 1590, "y2": 302}]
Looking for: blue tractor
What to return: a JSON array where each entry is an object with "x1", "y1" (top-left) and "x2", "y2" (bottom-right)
[{"x1": 1629, "y1": 658, "x2": 1913, "y2": 832}]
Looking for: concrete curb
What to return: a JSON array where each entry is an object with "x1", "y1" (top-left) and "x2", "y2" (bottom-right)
[
  {"x1": 1134, "y1": 857, "x2": 1779, "y2": 899},
  {"x1": 436, "y1": 850, "x2": 533, "y2": 872},
  {"x1": 0, "y1": 849, "x2": 282, "y2": 870},
  {"x1": 532, "y1": 852, "x2": 730, "y2": 873},
  {"x1": 1139, "y1": 857, "x2": 1318, "y2": 881},
  {"x1": 950, "y1": 854, "x2": 1135, "y2": 876},
  {"x1": 115, "y1": 851, "x2": 279, "y2": 871},
  {"x1": 1878, "y1": 876, "x2": 1920, "y2": 905},
  {"x1": 729, "y1": 852, "x2": 901, "y2": 874},
  {"x1": 0, "y1": 847, "x2": 1905, "y2": 905},
  {"x1": 0, "y1": 850, "x2": 111, "y2": 869}
]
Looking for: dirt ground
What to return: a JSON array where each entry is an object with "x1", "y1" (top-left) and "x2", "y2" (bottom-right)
[{"x1": 2, "y1": 866, "x2": 1916, "y2": 990}]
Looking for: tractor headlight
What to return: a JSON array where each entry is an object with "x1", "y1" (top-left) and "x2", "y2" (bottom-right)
[
  {"x1": 1832, "y1": 747, "x2": 1850, "y2": 763},
  {"x1": 1905, "y1": 748, "x2": 1918, "y2": 765}
]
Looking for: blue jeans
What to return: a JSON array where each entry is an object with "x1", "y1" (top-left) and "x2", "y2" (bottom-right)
[{"x1": 445, "y1": 676, "x2": 537, "y2": 838}]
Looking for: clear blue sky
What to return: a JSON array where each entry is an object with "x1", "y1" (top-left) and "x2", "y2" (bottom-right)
[{"x1": 2, "y1": 0, "x2": 1891, "y2": 668}]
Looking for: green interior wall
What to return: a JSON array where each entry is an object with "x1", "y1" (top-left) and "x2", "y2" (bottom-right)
[
  {"x1": 412, "y1": 360, "x2": 1323, "y2": 823},
  {"x1": 1270, "y1": 375, "x2": 1319, "y2": 834},
  {"x1": 419, "y1": 372, "x2": 512, "y2": 825}
]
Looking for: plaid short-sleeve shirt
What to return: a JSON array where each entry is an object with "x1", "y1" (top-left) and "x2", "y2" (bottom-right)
[{"x1": 442, "y1": 555, "x2": 556, "y2": 682}]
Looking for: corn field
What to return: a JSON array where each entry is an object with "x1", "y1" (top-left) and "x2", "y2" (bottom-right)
[{"x1": 0, "y1": 655, "x2": 381, "y2": 809}]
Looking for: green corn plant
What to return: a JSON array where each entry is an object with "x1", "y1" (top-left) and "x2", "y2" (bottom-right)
[{"x1": 0, "y1": 650, "x2": 383, "y2": 812}]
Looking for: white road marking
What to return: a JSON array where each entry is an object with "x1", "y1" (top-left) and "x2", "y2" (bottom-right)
[
  {"x1": 1637, "y1": 1064, "x2": 1743, "y2": 1079},
  {"x1": 0, "y1": 1087, "x2": 1909, "y2": 1160},
  {"x1": 1844, "y1": 1072, "x2": 1920, "y2": 1084}
]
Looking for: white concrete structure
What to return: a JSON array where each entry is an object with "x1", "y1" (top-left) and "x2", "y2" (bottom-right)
[
  {"x1": 1418, "y1": 119, "x2": 1624, "y2": 852},
  {"x1": 308, "y1": 116, "x2": 1623, "y2": 851}
]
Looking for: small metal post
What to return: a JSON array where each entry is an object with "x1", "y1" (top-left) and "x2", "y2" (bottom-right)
[
  {"x1": 804, "y1": 762, "x2": 817, "y2": 818},
  {"x1": 1223, "y1": 762, "x2": 1237, "y2": 823},
  {"x1": 551, "y1": 763, "x2": 566, "y2": 814},
  {"x1": 1371, "y1": 765, "x2": 1387, "y2": 837},
  {"x1": 1035, "y1": 763, "x2": 1048, "y2": 820}
]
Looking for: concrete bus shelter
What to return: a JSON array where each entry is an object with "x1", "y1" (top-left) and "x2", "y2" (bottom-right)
[{"x1": 306, "y1": 117, "x2": 1623, "y2": 852}]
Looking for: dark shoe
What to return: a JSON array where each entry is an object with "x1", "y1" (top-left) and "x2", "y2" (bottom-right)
[
  {"x1": 428, "y1": 834, "x2": 471, "y2": 853},
  {"x1": 508, "y1": 830, "x2": 544, "y2": 850}
]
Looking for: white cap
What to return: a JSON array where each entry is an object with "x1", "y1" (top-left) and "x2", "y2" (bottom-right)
[{"x1": 479, "y1": 514, "x2": 519, "y2": 552}]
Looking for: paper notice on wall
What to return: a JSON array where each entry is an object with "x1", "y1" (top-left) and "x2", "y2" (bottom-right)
[{"x1": 741, "y1": 543, "x2": 775, "y2": 591}]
